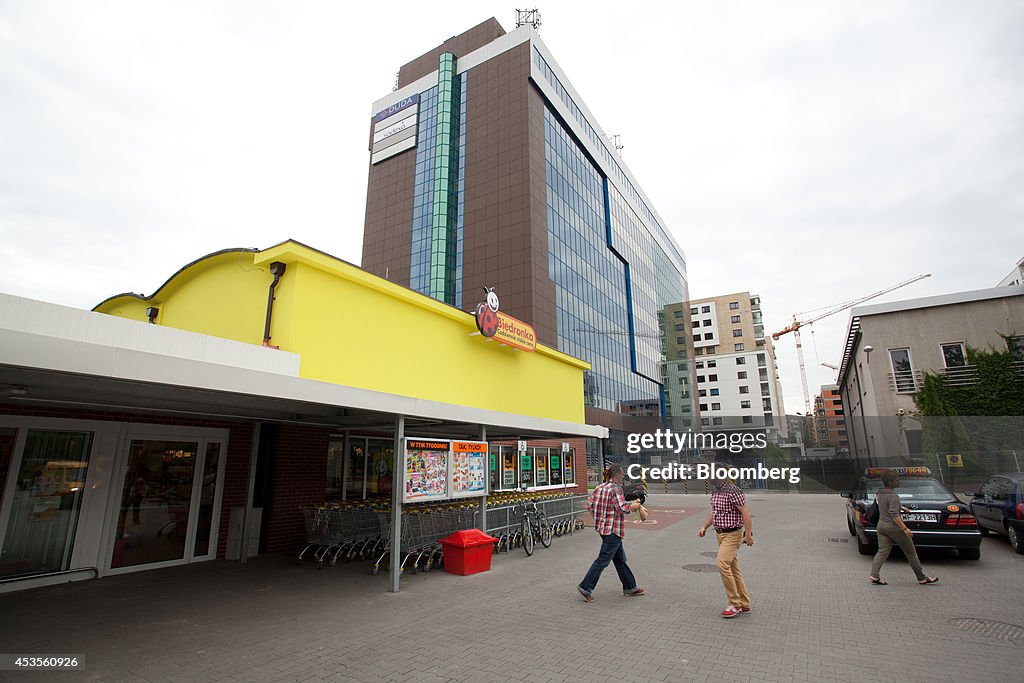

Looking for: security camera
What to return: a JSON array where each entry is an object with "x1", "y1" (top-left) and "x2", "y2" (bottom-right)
[{"x1": 864, "y1": 345, "x2": 874, "y2": 353}]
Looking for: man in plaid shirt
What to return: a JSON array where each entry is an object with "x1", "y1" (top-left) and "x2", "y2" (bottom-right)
[
  {"x1": 698, "y1": 476, "x2": 754, "y2": 618},
  {"x1": 577, "y1": 463, "x2": 644, "y2": 602}
]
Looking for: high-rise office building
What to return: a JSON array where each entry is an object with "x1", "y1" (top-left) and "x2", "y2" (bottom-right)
[{"x1": 361, "y1": 19, "x2": 695, "y2": 456}]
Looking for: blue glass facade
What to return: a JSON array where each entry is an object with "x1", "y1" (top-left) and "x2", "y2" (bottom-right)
[
  {"x1": 409, "y1": 72, "x2": 467, "y2": 308},
  {"x1": 544, "y1": 106, "x2": 687, "y2": 415}
]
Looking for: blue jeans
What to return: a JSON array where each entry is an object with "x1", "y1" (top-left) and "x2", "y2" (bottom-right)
[{"x1": 579, "y1": 533, "x2": 637, "y2": 594}]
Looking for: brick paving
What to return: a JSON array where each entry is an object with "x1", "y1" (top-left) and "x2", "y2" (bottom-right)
[{"x1": 0, "y1": 494, "x2": 1020, "y2": 682}]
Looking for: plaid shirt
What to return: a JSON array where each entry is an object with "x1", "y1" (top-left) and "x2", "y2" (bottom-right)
[
  {"x1": 588, "y1": 481, "x2": 634, "y2": 537},
  {"x1": 710, "y1": 482, "x2": 747, "y2": 530}
]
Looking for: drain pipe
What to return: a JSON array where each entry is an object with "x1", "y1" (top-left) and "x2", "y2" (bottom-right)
[{"x1": 262, "y1": 261, "x2": 286, "y2": 348}]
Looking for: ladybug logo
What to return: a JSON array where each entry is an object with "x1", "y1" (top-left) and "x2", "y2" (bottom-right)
[{"x1": 476, "y1": 287, "x2": 499, "y2": 337}]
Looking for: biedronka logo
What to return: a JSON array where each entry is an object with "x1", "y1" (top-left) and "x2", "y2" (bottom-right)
[{"x1": 475, "y1": 287, "x2": 537, "y2": 353}]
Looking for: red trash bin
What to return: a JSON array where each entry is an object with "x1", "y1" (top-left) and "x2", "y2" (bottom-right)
[{"x1": 439, "y1": 529, "x2": 498, "y2": 575}]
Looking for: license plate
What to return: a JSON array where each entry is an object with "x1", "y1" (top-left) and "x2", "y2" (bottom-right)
[{"x1": 904, "y1": 513, "x2": 938, "y2": 522}]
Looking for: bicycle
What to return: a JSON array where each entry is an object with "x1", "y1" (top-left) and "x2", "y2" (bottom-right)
[{"x1": 515, "y1": 489, "x2": 553, "y2": 556}]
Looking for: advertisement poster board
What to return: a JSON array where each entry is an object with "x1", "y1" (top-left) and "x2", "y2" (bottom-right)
[
  {"x1": 502, "y1": 449, "x2": 516, "y2": 488},
  {"x1": 450, "y1": 441, "x2": 488, "y2": 499},
  {"x1": 403, "y1": 438, "x2": 450, "y2": 503},
  {"x1": 536, "y1": 450, "x2": 548, "y2": 485},
  {"x1": 564, "y1": 449, "x2": 575, "y2": 485},
  {"x1": 548, "y1": 450, "x2": 563, "y2": 486},
  {"x1": 519, "y1": 449, "x2": 534, "y2": 487}
]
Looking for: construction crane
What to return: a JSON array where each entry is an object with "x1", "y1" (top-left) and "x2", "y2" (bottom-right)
[{"x1": 772, "y1": 273, "x2": 932, "y2": 414}]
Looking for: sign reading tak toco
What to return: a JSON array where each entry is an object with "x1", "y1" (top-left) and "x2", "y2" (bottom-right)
[{"x1": 474, "y1": 288, "x2": 537, "y2": 352}]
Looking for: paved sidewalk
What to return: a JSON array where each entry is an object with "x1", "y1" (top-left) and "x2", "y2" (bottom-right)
[{"x1": 0, "y1": 494, "x2": 1020, "y2": 682}]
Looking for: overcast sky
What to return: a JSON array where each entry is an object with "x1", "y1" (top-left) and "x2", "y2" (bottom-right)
[{"x1": 1, "y1": 1, "x2": 1021, "y2": 413}]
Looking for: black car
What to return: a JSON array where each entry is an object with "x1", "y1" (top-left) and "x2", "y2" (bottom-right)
[
  {"x1": 968, "y1": 473, "x2": 1024, "y2": 554},
  {"x1": 840, "y1": 466, "x2": 982, "y2": 560}
]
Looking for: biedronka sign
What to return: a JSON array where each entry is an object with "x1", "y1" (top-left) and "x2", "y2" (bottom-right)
[{"x1": 474, "y1": 288, "x2": 537, "y2": 352}]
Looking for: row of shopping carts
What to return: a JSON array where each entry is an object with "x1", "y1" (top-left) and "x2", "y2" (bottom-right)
[
  {"x1": 298, "y1": 492, "x2": 588, "y2": 573},
  {"x1": 480, "y1": 492, "x2": 588, "y2": 553}
]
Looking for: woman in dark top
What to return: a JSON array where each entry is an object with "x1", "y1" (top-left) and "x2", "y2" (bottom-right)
[{"x1": 869, "y1": 469, "x2": 939, "y2": 585}]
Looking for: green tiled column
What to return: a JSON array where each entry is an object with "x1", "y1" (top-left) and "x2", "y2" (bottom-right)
[{"x1": 429, "y1": 52, "x2": 461, "y2": 304}]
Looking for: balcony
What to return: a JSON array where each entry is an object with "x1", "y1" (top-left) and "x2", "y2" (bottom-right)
[
  {"x1": 938, "y1": 365, "x2": 980, "y2": 387},
  {"x1": 888, "y1": 369, "x2": 923, "y2": 394}
]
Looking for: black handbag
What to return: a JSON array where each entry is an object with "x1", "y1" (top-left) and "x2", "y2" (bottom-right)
[{"x1": 866, "y1": 500, "x2": 880, "y2": 526}]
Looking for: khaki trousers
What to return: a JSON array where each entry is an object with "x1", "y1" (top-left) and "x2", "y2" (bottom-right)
[
  {"x1": 715, "y1": 530, "x2": 750, "y2": 608},
  {"x1": 870, "y1": 521, "x2": 927, "y2": 581}
]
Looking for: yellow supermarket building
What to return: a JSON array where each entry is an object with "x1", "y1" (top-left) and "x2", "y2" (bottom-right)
[{"x1": 0, "y1": 240, "x2": 605, "y2": 593}]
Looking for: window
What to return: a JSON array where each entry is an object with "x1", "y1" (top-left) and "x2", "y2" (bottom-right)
[
  {"x1": 730, "y1": 315, "x2": 741, "y2": 324},
  {"x1": 763, "y1": 399, "x2": 772, "y2": 411},
  {"x1": 1008, "y1": 336, "x2": 1024, "y2": 360},
  {"x1": 736, "y1": 357, "x2": 746, "y2": 365},
  {"x1": 702, "y1": 319, "x2": 712, "y2": 327},
  {"x1": 693, "y1": 335, "x2": 701, "y2": 342},
  {"x1": 729, "y1": 302, "x2": 739, "y2": 310},
  {"x1": 697, "y1": 375, "x2": 705, "y2": 383},
  {"x1": 695, "y1": 361, "x2": 704, "y2": 369},
  {"x1": 698, "y1": 389, "x2": 707, "y2": 397},
  {"x1": 710, "y1": 389, "x2": 719, "y2": 396},
  {"x1": 750, "y1": 297, "x2": 760, "y2": 307},
  {"x1": 889, "y1": 348, "x2": 916, "y2": 392},
  {"x1": 700, "y1": 404, "x2": 708, "y2": 411},
  {"x1": 694, "y1": 348, "x2": 703, "y2": 356},
  {"x1": 708, "y1": 374, "x2": 718, "y2": 382},
  {"x1": 712, "y1": 417, "x2": 723, "y2": 426},
  {"x1": 742, "y1": 416, "x2": 753, "y2": 424},
  {"x1": 677, "y1": 363, "x2": 686, "y2": 370},
  {"x1": 706, "y1": 360, "x2": 717, "y2": 368},
  {"x1": 940, "y1": 342, "x2": 966, "y2": 369},
  {"x1": 711, "y1": 403, "x2": 721, "y2": 411},
  {"x1": 677, "y1": 337, "x2": 686, "y2": 344},
  {"x1": 740, "y1": 400, "x2": 751, "y2": 409},
  {"x1": 701, "y1": 305, "x2": 711, "y2": 313},
  {"x1": 705, "y1": 346, "x2": 716, "y2": 354},
  {"x1": 735, "y1": 343, "x2": 745, "y2": 351},
  {"x1": 690, "y1": 307, "x2": 698, "y2": 315},
  {"x1": 704, "y1": 333, "x2": 714, "y2": 340},
  {"x1": 674, "y1": 310, "x2": 683, "y2": 318},
  {"x1": 701, "y1": 418, "x2": 710, "y2": 426},
  {"x1": 732, "y1": 329, "x2": 743, "y2": 337},
  {"x1": 737, "y1": 371, "x2": 747, "y2": 379},
  {"x1": 674, "y1": 324, "x2": 685, "y2": 331},
  {"x1": 739, "y1": 386, "x2": 749, "y2": 394},
  {"x1": 761, "y1": 382, "x2": 770, "y2": 395}
]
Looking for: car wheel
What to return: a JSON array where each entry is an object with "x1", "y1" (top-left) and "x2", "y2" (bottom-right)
[
  {"x1": 959, "y1": 547, "x2": 981, "y2": 560},
  {"x1": 1008, "y1": 525, "x2": 1024, "y2": 555},
  {"x1": 857, "y1": 537, "x2": 876, "y2": 556}
]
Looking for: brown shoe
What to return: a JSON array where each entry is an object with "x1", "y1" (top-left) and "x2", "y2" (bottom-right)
[
  {"x1": 623, "y1": 587, "x2": 646, "y2": 596},
  {"x1": 577, "y1": 586, "x2": 595, "y2": 602}
]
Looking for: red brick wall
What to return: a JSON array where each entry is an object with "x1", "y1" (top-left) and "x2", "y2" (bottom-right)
[{"x1": 262, "y1": 424, "x2": 332, "y2": 554}]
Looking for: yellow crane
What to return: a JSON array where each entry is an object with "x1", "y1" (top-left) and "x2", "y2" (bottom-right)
[{"x1": 772, "y1": 273, "x2": 932, "y2": 415}]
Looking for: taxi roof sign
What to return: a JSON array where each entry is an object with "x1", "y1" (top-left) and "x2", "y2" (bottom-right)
[{"x1": 864, "y1": 466, "x2": 932, "y2": 477}]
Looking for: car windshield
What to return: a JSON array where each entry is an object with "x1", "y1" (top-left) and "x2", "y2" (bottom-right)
[{"x1": 865, "y1": 478, "x2": 952, "y2": 502}]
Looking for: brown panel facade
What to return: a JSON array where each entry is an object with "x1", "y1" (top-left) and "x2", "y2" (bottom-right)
[
  {"x1": 460, "y1": 41, "x2": 556, "y2": 347},
  {"x1": 361, "y1": 145, "x2": 414, "y2": 285},
  {"x1": 398, "y1": 18, "x2": 506, "y2": 88}
]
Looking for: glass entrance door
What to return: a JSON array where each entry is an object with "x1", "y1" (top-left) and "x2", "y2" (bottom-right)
[
  {"x1": 111, "y1": 440, "x2": 199, "y2": 569},
  {"x1": 0, "y1": 430, "x2": 93, "y2": 579}
]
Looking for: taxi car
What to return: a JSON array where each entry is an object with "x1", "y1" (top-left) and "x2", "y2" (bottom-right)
[{"x1": 840, "y1": 466, "x2": 981, "y2": 560}]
